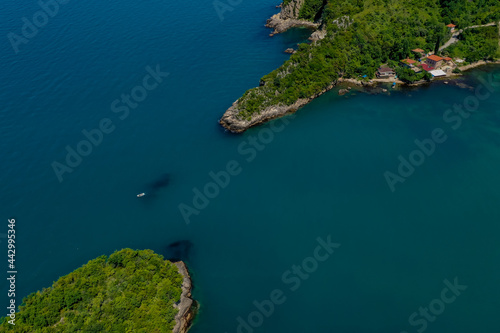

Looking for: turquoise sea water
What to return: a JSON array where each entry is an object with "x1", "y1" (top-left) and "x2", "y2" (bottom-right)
[{"x1": 1, "y1": 0, "x2": 500, "y2": 332}]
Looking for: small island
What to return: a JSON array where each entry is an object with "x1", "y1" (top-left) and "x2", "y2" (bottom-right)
[
  {"x1": 220, "y1": 0, "x2": 500, "y2": 133},
  {"x1": 0, "y1": 249, "x2": 195, "y2": 333}
]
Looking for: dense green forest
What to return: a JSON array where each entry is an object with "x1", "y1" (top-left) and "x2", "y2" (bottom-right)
[
  {"x1": 445, "y1": 26, "x2": 500, "y2": 62},
  {"x1": 0, "y1": 249, "x2": 183, "y2": 333},
  {"x1": 235, "y1": 0, "x2": 500, "y2": 119}
]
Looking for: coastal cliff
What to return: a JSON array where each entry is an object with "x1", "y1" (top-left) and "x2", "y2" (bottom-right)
[
  {"x1": 266, "y1": 0, "x2": 319, "y2": 34},
  {"x1": 173, "y1": 261, "x2": 196, "y2": 333}
]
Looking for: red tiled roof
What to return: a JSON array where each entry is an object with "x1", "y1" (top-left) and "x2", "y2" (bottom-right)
[
  {"x1": 443, "y1": 57, "x2": 452, "y2": 61},
  {"x1": 446, "y1": 24, "x2": 456, "y2": 28},
  {"x1": 422, "y1": 64, "x2": 434, "y2": 72},
  {"x1": 427, "y1": 55, "x2": 443, "y2": 61},
  {"x1": 412, "y1": 48, "x2": 425, "y2": 53},
  {"x1": 401, "y1": 58, "x2": 417, "y2": 64}
]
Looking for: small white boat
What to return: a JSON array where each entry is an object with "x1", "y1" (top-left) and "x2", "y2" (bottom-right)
[{"x1": 137, "y1": 193, "x2": 146, "y2": 197}]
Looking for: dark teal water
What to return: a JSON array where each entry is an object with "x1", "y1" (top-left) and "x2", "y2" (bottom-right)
[{"x1": 2, "y1": 0, "x2": 500, "y2": 332}]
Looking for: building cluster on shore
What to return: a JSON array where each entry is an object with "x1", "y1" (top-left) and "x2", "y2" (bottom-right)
[
  {"x1": 377, "y1": 48, "x2": 457, "y2": 79},
  {"x1": 375, "y1": 23, "x2": 470, "y2": 80}
]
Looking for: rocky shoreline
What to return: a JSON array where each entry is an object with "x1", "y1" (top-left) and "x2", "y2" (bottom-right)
[
  {"x1": 219, "y1": 75, "x2": 427, "y2": 133},
  {"x1": 172, "y1": 262, "x2": 196, "y2": 333},
  {"x1": 220, "y1": 59, "x2": 500, "y2": 133},
  {"x1": 458, "y1": 59, "x2": 500, "y2": 71},
  {"x1": 266, "y1": 16, "x2": 318, "y2": 35},
  {"x1": 265, "y1": 0, "x2": 319, "y2": 35}
]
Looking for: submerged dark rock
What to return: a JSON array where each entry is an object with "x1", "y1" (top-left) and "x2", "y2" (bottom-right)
[
  {"x1": 165, "y1": 240, "x2": 194, "y2": 262},
  {"x1": 138, "y1": 173, "x2": 171, "y2": 199},
  {"x1": 149, "y1": 173, "x2": 170, "y2": 191}
]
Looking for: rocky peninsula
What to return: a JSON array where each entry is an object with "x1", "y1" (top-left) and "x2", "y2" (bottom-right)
[{"x1": 220, "y1": 83, "x2": 336, "y2": 133}]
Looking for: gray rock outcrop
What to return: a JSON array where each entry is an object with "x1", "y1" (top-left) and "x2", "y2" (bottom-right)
[
  {"x1": 172, "y1": 262, "x2": 194, "y2": 333},
  {"x1": 266, "y1": 0, "x2": 319, "y2": 34}
]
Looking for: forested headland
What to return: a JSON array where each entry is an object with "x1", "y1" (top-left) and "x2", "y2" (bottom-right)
[{"x1": 0, "y1": 249, "x2": 188, "y2": 333}]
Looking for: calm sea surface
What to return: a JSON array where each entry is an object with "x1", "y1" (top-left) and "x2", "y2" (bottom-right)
[{"x1": 1, "y1": 0, "x2": 500, "y2": 332}]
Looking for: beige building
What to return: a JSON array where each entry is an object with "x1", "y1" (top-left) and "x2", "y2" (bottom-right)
[{"x1": 426, "y1": 55, "x2": 444, "y2": 69}]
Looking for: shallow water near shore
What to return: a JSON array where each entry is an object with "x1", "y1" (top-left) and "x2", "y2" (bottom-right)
[{"x1": 1, "y1": 0, "x2": 500, "y2": 332}]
